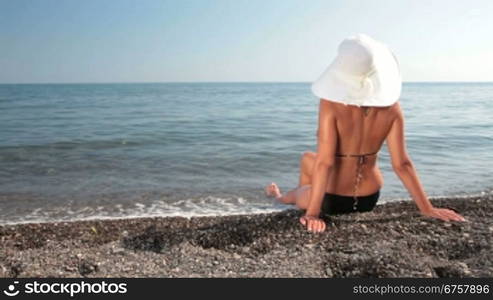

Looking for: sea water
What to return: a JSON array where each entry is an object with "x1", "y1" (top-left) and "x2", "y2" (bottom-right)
[{"x1": 0, "y1": 82, "x2": 491, "y2": 224}]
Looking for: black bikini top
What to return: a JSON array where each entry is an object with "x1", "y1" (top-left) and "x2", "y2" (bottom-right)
[{"x1": 335, "y1": 151, "x2": 378, "y2": 162}]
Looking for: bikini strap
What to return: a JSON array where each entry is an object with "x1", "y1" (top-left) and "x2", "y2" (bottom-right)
[
  {"x1": 334, "y1": 151, "x2": 379, "y2": 210},
  {"x1": 335, "y1": 151, "x2": 378, "y2": 158}
]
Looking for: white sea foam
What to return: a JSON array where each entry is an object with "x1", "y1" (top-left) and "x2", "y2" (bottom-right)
[
  {"x1": 0, "y1": 195, "x2": 290, "y2": 225},
  {"x1": 1, "y1": 190, "x2": 490, "y2": 226}
]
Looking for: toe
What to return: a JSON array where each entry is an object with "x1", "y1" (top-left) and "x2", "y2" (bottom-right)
[{"x1": 265, "y1": 184, "x2": 275, "y2": 197}]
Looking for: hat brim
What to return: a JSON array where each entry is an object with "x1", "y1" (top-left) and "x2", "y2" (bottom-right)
[{"x1": 312, "y1": 41, "x2": 401, "y2": 107}]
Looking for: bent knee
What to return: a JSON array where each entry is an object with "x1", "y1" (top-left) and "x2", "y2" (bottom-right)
[{"x1": 301, "y1": 151, "x2": 316, "y2": 162}]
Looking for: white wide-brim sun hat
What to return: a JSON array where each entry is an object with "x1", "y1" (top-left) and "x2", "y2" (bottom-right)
[{"x1": 311, "y1": 33, "x2": 402, "y2": 107}]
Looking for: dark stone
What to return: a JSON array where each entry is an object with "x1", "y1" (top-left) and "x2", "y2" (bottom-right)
[{"x1": 78, "y1": 260, "x2": 98, "y2": 277}]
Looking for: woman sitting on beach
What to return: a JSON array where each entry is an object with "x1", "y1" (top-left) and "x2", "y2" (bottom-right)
[{"x1": 265, "y1": 34, "x2": 466, "y2": 233}]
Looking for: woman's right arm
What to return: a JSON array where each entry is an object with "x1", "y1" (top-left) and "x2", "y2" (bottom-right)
[{"x1": 386, "y1": 102, "x2": 465, "y2": 222}]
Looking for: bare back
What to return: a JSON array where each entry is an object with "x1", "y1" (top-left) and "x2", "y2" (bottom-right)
[{"x1": 324, "y1": 101, "x2": 398, "y2": 196}]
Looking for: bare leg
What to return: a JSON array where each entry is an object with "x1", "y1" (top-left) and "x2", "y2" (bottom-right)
[
  {"x1": 265, "y1": 183, "x2": 312, "y2": 209},
  {"x1": 265, "y1": 151, "x2": 317, "y2": 209},
  {"x1": 289, "y1": 185, "x2": 312, "y2": 209},
  {"x1": 298, "y1": 151, "x2": 316, "y2": 187}
]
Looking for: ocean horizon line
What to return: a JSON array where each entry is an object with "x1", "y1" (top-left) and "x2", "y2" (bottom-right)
[{"x1": 1, "y1": 80, "x2": 493, "y2": 85}]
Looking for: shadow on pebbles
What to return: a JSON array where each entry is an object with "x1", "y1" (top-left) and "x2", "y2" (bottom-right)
[{"x1": 0, "y1": 193, "x2": 492, "y2": 277}]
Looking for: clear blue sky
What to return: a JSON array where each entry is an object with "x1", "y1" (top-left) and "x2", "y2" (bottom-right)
[{"x1": 1, "y1": 0, "x2": 492, "y2": 83}]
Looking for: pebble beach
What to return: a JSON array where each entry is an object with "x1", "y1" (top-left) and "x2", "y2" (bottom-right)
[{"x1": 1, "y1": 193, "x2": 492, "y2": 278}]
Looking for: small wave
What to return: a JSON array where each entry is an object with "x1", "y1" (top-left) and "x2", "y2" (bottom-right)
[
  {"x1": 1, "y1": 190, "x2": 491, "y2": 226},
  {"x1": 0, "y1": 195, "x2": 289, "y2": 226}
]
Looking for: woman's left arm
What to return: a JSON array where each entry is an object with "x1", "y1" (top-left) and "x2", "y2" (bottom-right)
[{"x1": 301, "y1": 99, "x2": 337, "y2": 233}]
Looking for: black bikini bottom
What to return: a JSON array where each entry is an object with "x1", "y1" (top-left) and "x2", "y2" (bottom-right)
[{"x1": 321, "y1": 190, "x2": 380, "y2": 216}]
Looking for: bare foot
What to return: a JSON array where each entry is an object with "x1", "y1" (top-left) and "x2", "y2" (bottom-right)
[{"x1": 265, "y1": 182, "x2": 282, "y2": 201}]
